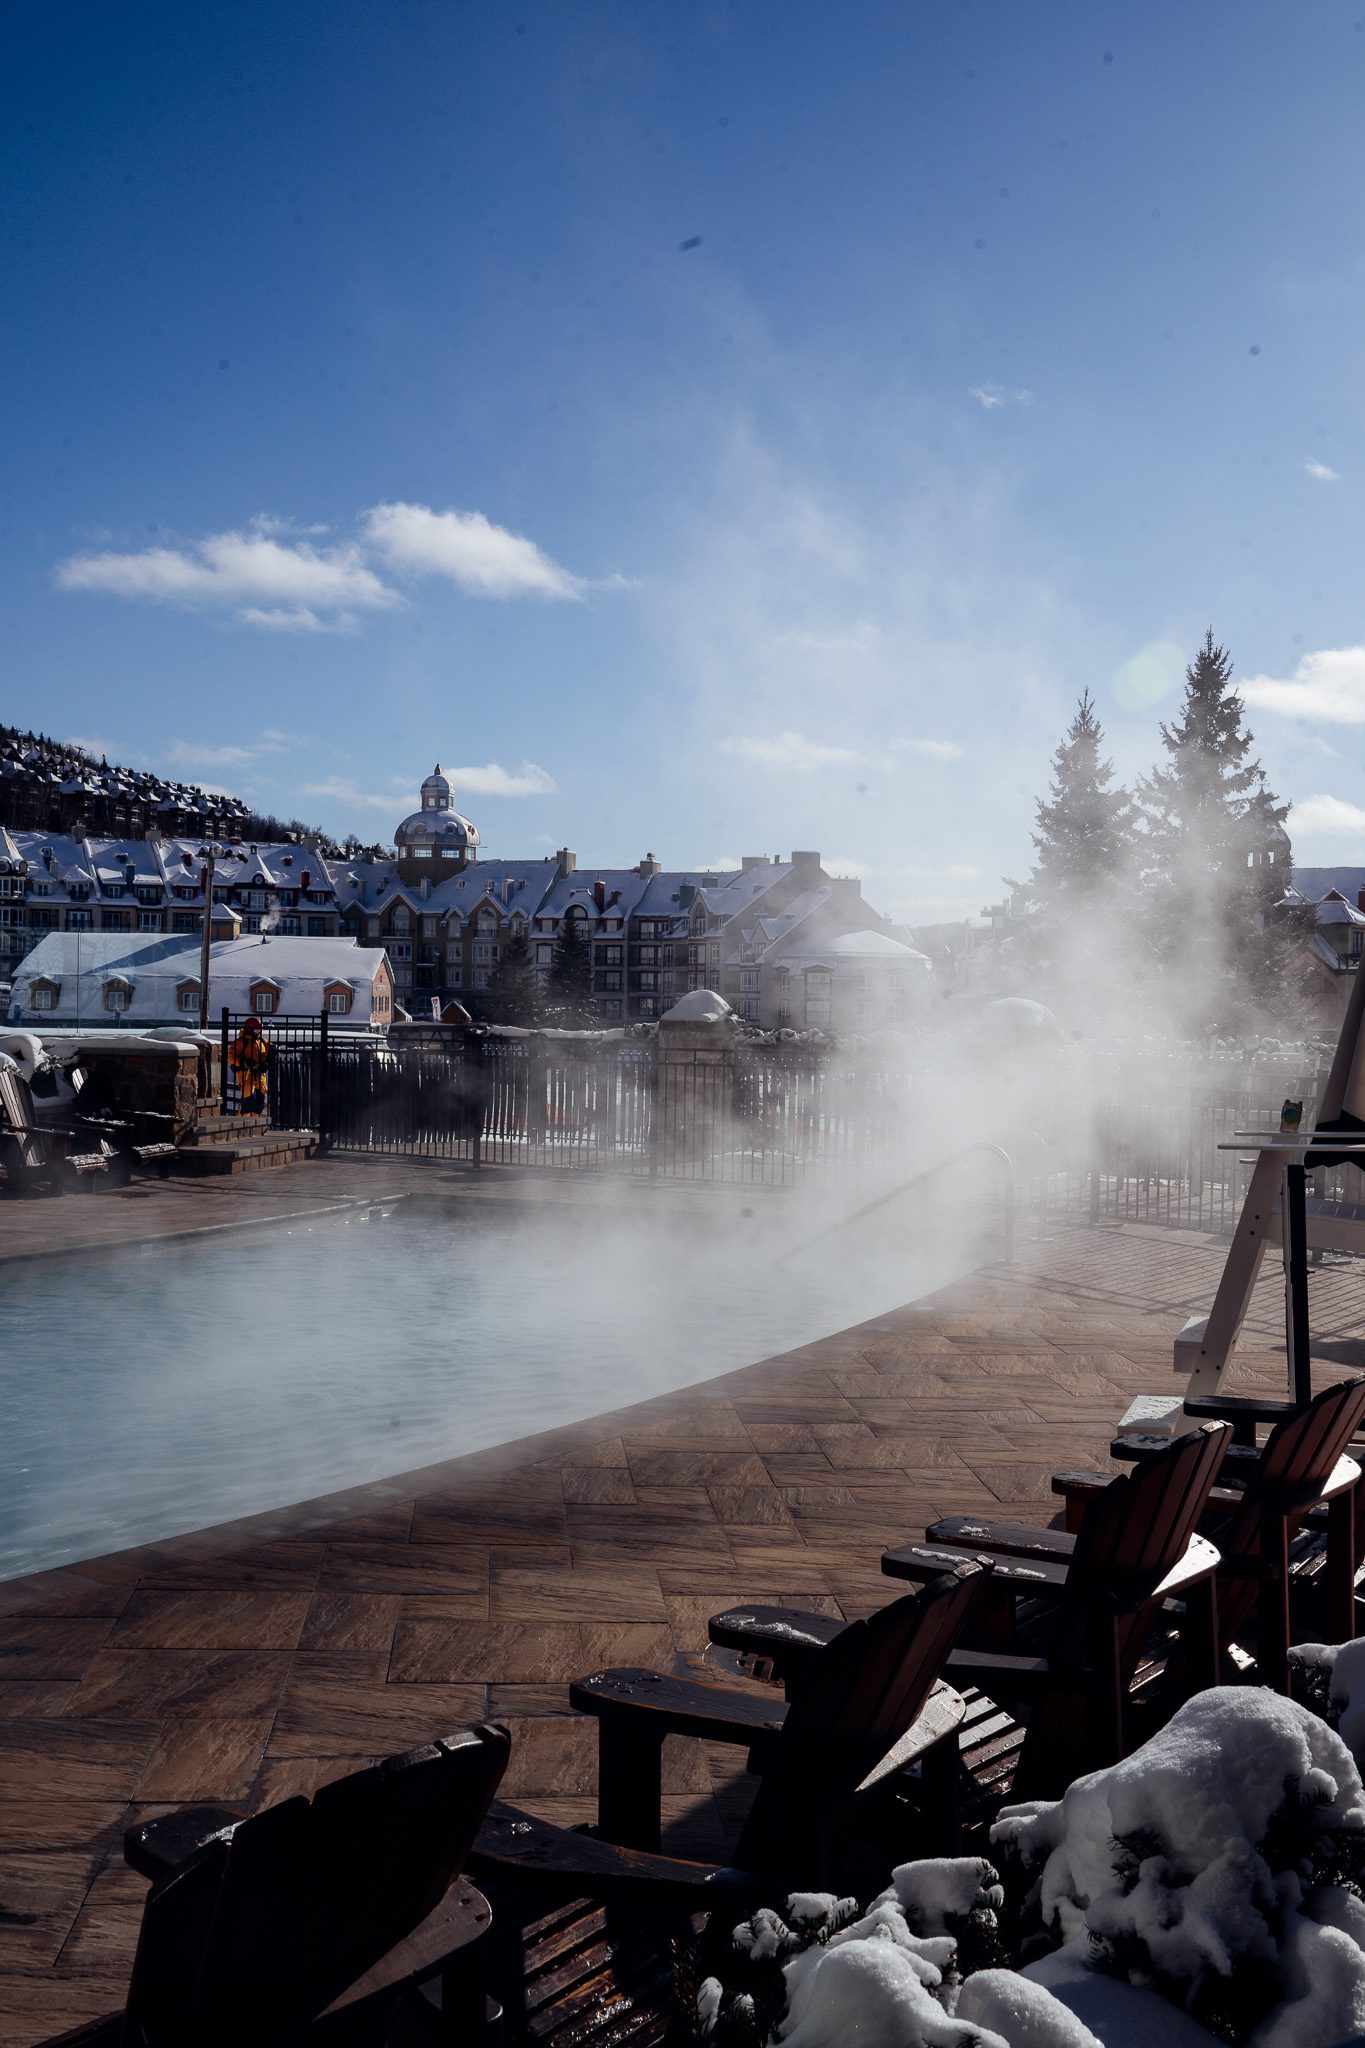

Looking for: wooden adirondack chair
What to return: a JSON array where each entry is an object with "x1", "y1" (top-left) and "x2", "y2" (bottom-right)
[
  {"x1": 467, "y1": 1562, "x2": 991, "y2": 2047},
  {"x1": 0, "y1": 1058, "x2": 108, "y2": 1192},
  {"x1": 39, "y1": 1723, "x2": 510, "y2": 2048},
  {"x1": 710, "y1": 1427, "x2": 1229, "y2": 1809},
  {"x1": 568, "y1": 1558, "x2": 991, "y2": 1887},
  {"x1": 1052, "y1": 1375, "x2": 1365, "y2": 1691}
]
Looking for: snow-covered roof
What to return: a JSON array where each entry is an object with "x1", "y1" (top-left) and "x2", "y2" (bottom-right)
[
  {"x1": 774, "y1": 928, "x2": 931, "y2": 967},
  {"x1": 11, "y1": 932, "x2": 388, "y2": 1024},
  {"x1": 1317, "y1": 892, "x2": 1365, "y2": 927}
]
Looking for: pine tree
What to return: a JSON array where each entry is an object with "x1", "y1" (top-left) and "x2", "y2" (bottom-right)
[
  {"x1": 481, "y1": 929, "x2": 543, "y2": 1026},
  {"x1": 1137, "y1": 630, "x2": 1291, "y2": 1030},
  {"x1": 1000, "y1": 693, "x2": 1138, "y2": 1022},
  {"x1": 1027, "y1": 691, "x2": 1138, "y2": 920},
  {"x1": 545, "y1": 912, "x2": 597, "y2": 1027}
]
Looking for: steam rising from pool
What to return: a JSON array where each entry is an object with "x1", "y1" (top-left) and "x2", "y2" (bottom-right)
[{"x1": 0, "y1": 1186, "x2": 995, "y2": 1580}]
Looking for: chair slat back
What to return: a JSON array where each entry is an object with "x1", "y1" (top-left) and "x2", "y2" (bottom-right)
[
  {"x1": 736, "y1": 1560, "x2": 991, "y2": 1878},
  {"x1": 1256, "y1": 1376, "x2": 1365, "y2": 1494},
  {"x1": 124, "y1": 1722, "x2": 510, "y2": 2045},
  {"x1": 1070, "y1": 1421, "x2": 1230, "y2": 1590}
]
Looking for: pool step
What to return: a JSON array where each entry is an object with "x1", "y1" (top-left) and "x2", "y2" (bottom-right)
[
  {"x1": 174, "y1": 1130, "x2": 318, "y2": 1174},
  {"x1": 187, "y1": 1112, "x2": 271, "y2": 1143}
]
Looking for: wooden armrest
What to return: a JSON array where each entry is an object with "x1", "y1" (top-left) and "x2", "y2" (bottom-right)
[
  {"x1": 469, "y1": 1801, "x2": 772, "y2": 1907},
  {"x1": 317, "y1": 1882, "x2": 491, "y2": 2022},
  {"x1": 943, "y1": 1648, "x2": 1058, "y2": 1694},
  {"x1": 124, "y1": 1803, "x2": 242, "y2": 1879},
  {"x1": 706, "y1": 1605, "x2": 843, "y2": 1684},
  {"x1": 1111, "y1": 1435, "x2": 1262, "y2": 1480},
  {"x1": 927, "y1": 1516, "x2": 1077, "y2": 1562},
  {"x1": 570, "y1": 1667, "x2": 788, "y2": 1745},
  {"x1": 1053, "y1": 1471, "x2": 1245, "y2": 1513},
  {"x1": 882, "y1": 1541, "x2": 1070, "y2": 1592}
]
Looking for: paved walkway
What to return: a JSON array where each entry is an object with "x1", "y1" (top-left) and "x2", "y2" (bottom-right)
[{"x1": 0, "y1": 1208, "x2": 1353, "y2": 2042}]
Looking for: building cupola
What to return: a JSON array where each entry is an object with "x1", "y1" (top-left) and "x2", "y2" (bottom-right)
[{"x1": 394, "y1": 762, "x2": 480, "y2": 883}]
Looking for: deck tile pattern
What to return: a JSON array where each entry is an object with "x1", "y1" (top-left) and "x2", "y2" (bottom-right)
[{"x1": 0, "y1": 1207, "x2": 1359, "y2": 2040}]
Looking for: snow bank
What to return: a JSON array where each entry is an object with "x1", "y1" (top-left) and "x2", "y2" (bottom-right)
[{"x1": 993, "y1": 1686, "x2": 1365, "y2": 2045}]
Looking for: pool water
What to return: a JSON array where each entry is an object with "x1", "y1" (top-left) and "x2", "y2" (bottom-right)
[{"x1": 0, "y1": 1193, "x2": 983, "y2": 1579}]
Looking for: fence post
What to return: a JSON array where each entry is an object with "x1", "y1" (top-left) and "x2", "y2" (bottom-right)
[
  {"x1": 648, "y1": 1029, "x2": 661, "y2": 1181},
  {"x1": 220, "y1": 1008, "x2": 231, "y2": 1116},
  {"x1": 471, "y1": 1035, "x2": 483, "y2": 1168},
  {"x1": 315, "y1": 1006, "x2": 331, "y2": 1153}
]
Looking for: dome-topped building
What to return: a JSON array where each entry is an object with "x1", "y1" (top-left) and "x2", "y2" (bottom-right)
[{"x1": 394, "y1": 765, "x2": 479, "y2": 882}]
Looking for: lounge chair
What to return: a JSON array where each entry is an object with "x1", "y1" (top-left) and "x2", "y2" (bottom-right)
[
  {"x1": 1052, "y1": 1375, "x2": 1365, "y2": 1691},
  {"x1": 468, "y1": 1561, "x2": 993, "y2": 2043},
  {"x1": 711, "y1": 1423, "x2": 1231, "y2": 1805},
  {"x1": 38, "y1": 1723, "x2": 510, "y2": 2048}
]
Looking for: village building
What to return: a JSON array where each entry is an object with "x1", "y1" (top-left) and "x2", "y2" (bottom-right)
[
  {"x1": 9, "y1": 931, "x2": 392, "y2": 1031},
  {"x1": 1, "y1": 764, "x2": 929, "y2": 1031}
]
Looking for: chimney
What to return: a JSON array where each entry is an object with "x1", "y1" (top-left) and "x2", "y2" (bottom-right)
[
  {"x1": 636, "y1": 852, "x2": 661, "y2": 878},
  {"x1": 791, "y1": 850, "x2": 822, "y2": 877},
  {"x1": 740, "y1": 856, "x2": 765, "y2": 872},
  {"x1": 420, "y1": 876, "x2": 430, "y2": 901},
  {"x1": 556, "y1": 848, "x2": 577, "y2": 876},
  {"x1": 1357, "y1": 889, "x2": 1365, "y2": 915},
  {"x1": 831, "y1": 876, "x2": 862, "y2": 900},
  {"x1": 593, "y1": 879, "x2": 607, "y2": 912}
]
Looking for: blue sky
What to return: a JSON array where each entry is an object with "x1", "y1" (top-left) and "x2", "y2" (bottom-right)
[{"x1": 7, "y1": 1, "x2": 1365, "y2": 922}]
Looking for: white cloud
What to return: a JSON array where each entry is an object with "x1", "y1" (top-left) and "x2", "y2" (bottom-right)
[
  {"x1": 362, "y1": 502, "x2": 586, "y2": 600},
  {"x1": 969, "y1": 383, "x2": 1033, "y2": 409},
  {"x1": 1240, "y1": 646, "x2": 1365, "y2": 724},
  {"x1": 165, "y1": 737, "x2": 289, "y2": 773},
  {"x1": 301, "y1": 777, "x2": 421, "y2": 814},
  {"x1": 55, "y1": 525, "x2": 399, "y2": 629},
  {"x1": 1303, "y1": 459, "x2": 1341, "y2": 482},
  {"x1": 905, "y1": 862, "x2": 980, "y2": 879},
  {"x1": 237, "y1": 605, "x2": 361, "y2": 635},
  {"x1": 720, "y1": 731, "x2": 863, "y2": 772},
  {"x1": 449, "y1": 761, "x2": 557, "y2": 798},
  {"x1": 823, "y1": 856, "x2": 874, "y2": 879},
  {"x1": 891, "y1": 738, "x2": 964, "y2": 761},
  {"x1": 1289, "y1": 794, "x2": 1365, "y2": 839}
]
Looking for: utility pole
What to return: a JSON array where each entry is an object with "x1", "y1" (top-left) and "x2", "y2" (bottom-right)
[{"x1": 198, "y1": 845, "x2": 224, "y2": 1032}]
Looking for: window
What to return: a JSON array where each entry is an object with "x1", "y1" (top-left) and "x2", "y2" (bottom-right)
[
  {"x1": 474, "y1": 967, "x2": 490, "y2": 989},
  {"x1": 446, "y1": 941, "x2": 462, "y2": 964},
  {"x1": 171, "y1": 911, "x2": 199, "y2": 933},
  {"x1": 412, "y1": 845, "x2": 433, "y2": 858},
  {"x1": 740, "y1": 968, "x2": 759, "y2": 993},
  {"x1": 278, "y1": 915, "x2": 300, "y2": 935},
  {"x1": 446, "y1": 966, "x2": 462, "y2": 988},
  {"x1": 392, "y1": 914, "x2": 410, "y2": 936},
  {"x1": 178, "y1": 986, "x2": 200, "y2": 1013},
  {"x1": 599, "y1": 970, "x2": 622, "y2": 991},
  {"x1": 389, "y1": 939, "x2": 411, "y2": 961},
  {"x1": 31, "y1": 984, "x2": 57, "y2": 1010},
  {"x1": 0, "y1": 877, "x2": 18, "y2": 900},
  {"x1": 638, "y1": 944, "x2": 657, "y2": 965},
  {"x1": 708, "y1": 943, "x2": 720, "y2": 966},
  {"x1": 104, "y1": 883, "x2": 125, "y2": 899},
  {"x1": 638, "y1": 970, "x2": 657, "y2": 989},
  {"x1": 535, "y1": 942, "x2": 553, "y2": 964},
  {"x1": 805, "y1": 997, "x2": 830, "y2": 1029},
  {"x1": 139, "y1": 911, "x2": 161, "y2": 931},
  {"x1": 253, "y1": 988, "x2": 277, "y2": 1015},
  {"x1": 422, "y1": 916, "x2": 437, "y2": 936},
  {"x1": 603, "y1": 999, "x2": 622, "y2": 1020},
  {"x1": 602, "y1": 942, "x2": 621, "y2": 963},
  {"x1": 327, "y1": 988, "x2": 352, "y2": 1014},
  {"x1": 104, "y1": 984, "x2": 129, "y2": 1013},
  {"x1": 476, "y1": 909, "x2": 497, "y2": 933},
  {"x1": 473, "y1": 940, "x2": 497, "y2": 964},
  {"x1": 66, "y1": 909, "x2": 93, "y2": 930},
  {"x1": 137, "y1": 886, "x2": 161, "y2": 905},
  {"x1": 638, "y1": 995, "x2": 656, "y2": 1016},
  {"x1": 368, "y1": 917, "x2": 380, "y2": 937},
  {"x1": 241, "y1": 914, "x2": 261, "y2": 934},
  {"x1": 246, "y1": 889, "x2": 268, "y2": 910}
]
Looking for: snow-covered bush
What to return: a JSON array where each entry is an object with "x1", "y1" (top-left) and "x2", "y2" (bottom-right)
[
  {"x1": 692, "y1": 1862, "x2": 1103, "y2": 2047},
  {"x1": 1290, "y1": 1637, "x2": 1365, "y2": 1766},
  {"x1": 992, "y1": 1686, "x2": 1365, "y2": 2045}
]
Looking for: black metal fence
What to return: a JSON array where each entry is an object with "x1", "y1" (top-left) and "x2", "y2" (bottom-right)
[{"x1": 218, "y1": 1012, "x2": 1353, "y2": 1231}]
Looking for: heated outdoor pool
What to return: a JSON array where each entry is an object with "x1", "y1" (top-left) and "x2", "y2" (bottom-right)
[{"x1": 0, "y1": 1191, "x2": 984, "y2": 1581}]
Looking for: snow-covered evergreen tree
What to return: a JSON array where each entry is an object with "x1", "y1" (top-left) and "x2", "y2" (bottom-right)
[{"x1": 545, "y1": 912, "x2": 597, "y2": 1026}]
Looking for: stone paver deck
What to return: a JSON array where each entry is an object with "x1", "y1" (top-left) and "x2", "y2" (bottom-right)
[{"x1": 0, "y1": 1209, "x2": 1357, "y2": 2041}]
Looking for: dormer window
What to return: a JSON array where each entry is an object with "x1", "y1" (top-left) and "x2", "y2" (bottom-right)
[
  {"x1": 250, "y1": 982, "x2": 279, "y2": 1016},
  {"x1": 324, "y1": 982, "x2": 353, "y2": 1016},
  {"x1": 103, "y1": 981, "x2": 131, "y2": 1014}
]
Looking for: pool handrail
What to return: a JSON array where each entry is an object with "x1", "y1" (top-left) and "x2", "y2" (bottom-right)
[{"x1": 777, "y1": 1139, "x2": 1028, "y2": 1268}]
